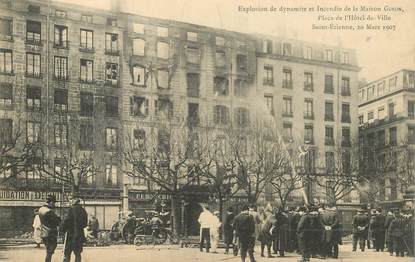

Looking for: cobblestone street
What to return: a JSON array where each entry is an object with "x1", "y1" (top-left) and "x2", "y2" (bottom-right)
[{"x1": 0, "y1": 243, "x2": 413, "y2": 262}]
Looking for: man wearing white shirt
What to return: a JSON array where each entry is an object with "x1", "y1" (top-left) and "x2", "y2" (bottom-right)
[{"x1": 198, "y1": 206, "x2": 213, "y2": 252}]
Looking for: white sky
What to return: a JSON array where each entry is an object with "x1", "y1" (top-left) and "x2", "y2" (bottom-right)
[{"x1": 54, "y1": 0, "x2": 415, "y2": 83}]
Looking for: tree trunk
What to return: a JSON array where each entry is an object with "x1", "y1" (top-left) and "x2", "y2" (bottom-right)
[
  {"x1": 219, "y1": 197, "x2": 224, "y2": 240},
  {"x1": 170, "y1": 194, "x2": 180, "y2": 235}
]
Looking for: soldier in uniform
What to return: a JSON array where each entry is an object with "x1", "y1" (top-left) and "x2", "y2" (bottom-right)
[
  {"x1": 388, "y1": 210, "x2": 407, "y2": 257},
  {"x1": 233, "y1": 205, "x2": 256, "y2": 262},
  {"x1": 61, "y1": 196, "x2": 88, "y2": 262},
  {"x1": 352, "y1": 207, "x2": 370, "y2": 252},
  {"x1": 319, "y1": 204, "x2": 339, "y2": 258},
  {"x1": 297, "y1": 206, "x2": 319, "y2": 262},
  {"x1": 39, "y1": 194, "x2": 61, "y2": 262}
]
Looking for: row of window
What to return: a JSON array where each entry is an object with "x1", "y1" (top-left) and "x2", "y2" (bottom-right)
[
  {"x1": 264, "y1": 95, "x2": 351, "y2": 122},
  {"x1": 281, "y1": 122, "x2": 351, "y2": 146},
  {"x1": 363, "y1": 125, "x2": 415, "y2": 147},
  {"x1": 359, "y1": 102, "x2": 399, "y2": 124},
  {"x1": 262, "y1": 40, "x2": 350, "y2": 64},
  {"x1": 262, "y1": 67, "x2": 351, "y2": 95},
  {"x1": 359, "y1": 76, "x2": 399, "y2": 102}
]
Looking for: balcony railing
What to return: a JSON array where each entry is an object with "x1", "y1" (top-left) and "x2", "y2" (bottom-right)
[
  {"x1": 325, "y1": 138, "x2": 335, "y2": 146},
  {"x1": 187, "y1": 88, "x2": 199, "y2": 98},
  {"x1": 263, "y1": 79, "x2": 274, "y2": 86},
  {"x1": 105, "y1": 49, "x2": 120, "y2": 56},
  {"x1": 325, "y1": 114, "x2": 334, "y2": 121},
  {"x1": 79, "y1": 46, "x2": 95, "y2": 53},
  {"x1": 341, "y1": 115, "x2": 351, "y2": 123},
  {"x1": 341, "y1": 89, "x2": 351, "y2": 96},
  {"x1": 304, "y1": 83, "x2": 313, "y2": 91},
  {"x1": 54, "y1": 40, "x2": 69, "y2": 49},
  {"x1": 25, "y1": 38, "x2": 41, "y2": 46},
  {"x1": 25, "y1": 72, "x2": 42, "y2": 78},
  {"x1": 304, "y1": 113, "x2": 314, "y2": 120},
  {"x1": 324, "y1": 86, "x2": 334, "y2": 94}
]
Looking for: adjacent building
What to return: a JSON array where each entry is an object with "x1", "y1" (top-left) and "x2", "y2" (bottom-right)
[{"x1": 358, "y1": 69, "x2": 415, "y2": 208}]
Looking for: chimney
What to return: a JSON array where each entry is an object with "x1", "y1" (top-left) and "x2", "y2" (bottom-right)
[{"x1": 110, "y1": 0, "x2": 120, "y2": 13}]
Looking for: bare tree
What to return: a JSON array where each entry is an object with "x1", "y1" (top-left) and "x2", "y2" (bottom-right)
[
  {"x1": 396, "y1": 138, "x2": 415, "y2": 192},
  {"x1": 123, "y1": 118, "x2": 203, "y2": 234}
]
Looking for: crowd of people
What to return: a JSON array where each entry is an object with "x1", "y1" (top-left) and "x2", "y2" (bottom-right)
[{"x1": 198, "y1": 203, "x2": 415, "y2": 262}]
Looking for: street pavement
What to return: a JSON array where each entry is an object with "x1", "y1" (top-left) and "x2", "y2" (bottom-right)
[{"x1": 0, "y1": 243, "x2": 413, "y2": 262}]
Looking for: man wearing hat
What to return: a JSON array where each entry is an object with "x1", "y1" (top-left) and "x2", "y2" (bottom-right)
[
  {"x1": 370, "y1": 208, "x2": 386, "y2": 252},
  {"x1": 61, "y1": 195, "x2": 88, "y2": 262},
  {"x1": 388, "y1": 210, "x2": 407, "y2": 257},
  {"x1": 352, "y1": 206, "x2": 370, "y2": 252},
  {"x1": 233, "y1": 205, "x2": 256, "y2": 262},
  {"x1": 39, "y1": 194, "x2": 61, "y2": 262}
]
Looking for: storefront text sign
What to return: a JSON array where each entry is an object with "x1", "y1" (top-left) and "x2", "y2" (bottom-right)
[{"x1": 0, "y1": 190, "x2": 69, "y2": 202}]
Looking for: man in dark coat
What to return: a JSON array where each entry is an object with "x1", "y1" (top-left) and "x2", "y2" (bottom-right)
[
  {"x1": 352, "y1": 207, "x2": 370, "y2": 252},
  {"x1": 297, "y1": 206, "x2": 319, "y2": 262},
  {"x1": 319, "y1": 205, "x2": 339, "y2": 258},
  {"x1": 388, "y1": 210, "x2": 407, "y2": 257},
  {"x1": 404, "y1": 210, "x2": 414, "y2": 257},
  {"x1": 272, "y1": 208, "x2": 289, "y2": 257},
  {"x1": 39, "y1": 194, "x2": 61, "y2": 262},
  {"x1": 223, "y1": 207, "x2": 235, "y2": 254},
  {"x1": 371, "y1": 208, "x2": 386, "y2": 252},
  {"x1": 384, "y1": 210, "x2": 394, "y2": 253},
  {"x1": 233, "y1": 205, "x2": 256, "y2": 262},
  {"x1": 61, "y1": 196, "x2": 88, "y2": 262}
]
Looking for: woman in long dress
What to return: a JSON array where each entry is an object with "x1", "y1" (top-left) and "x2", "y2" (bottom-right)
[{"x1": 32, "y1": 208, "x2": 42, "y2": 247}]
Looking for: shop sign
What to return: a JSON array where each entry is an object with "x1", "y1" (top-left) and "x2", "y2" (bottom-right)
[{"x1": 0, "y1": 189, "x2": 69, "y2": 202}]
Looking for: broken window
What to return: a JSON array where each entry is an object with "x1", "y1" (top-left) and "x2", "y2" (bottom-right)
[
  {"x1": 186, "y1": 73, "x2": 199, "y2": 97},
  {"x1": 105, "y1": 96, "x2": 118, "y2": 117},
  {"x1": 0, "y1": 18, "x2": 12, "y2": 40},
  {"x1": 54, "y1": 89, "x2": 67, "y2": 111},
  {"x1": 215, "y1": 50, "x2": 226, "y2": 67},
  {"x1": 106, "y1": 63, "x2": 118, "y2": 86},
  {"x1": 54, "y1": 25, "x2": 67, "y2": 48},
  {"x1": 132, "y1": 65, "x2": 145, "y2": 86},
  {"x1": 80, "y1": 59, "x2": 93, "y2": 82},
  {"x1": 186, "y1": 46, "x2": 199, "y2": 64},
  {"x1": 27, "y1": 121, "x2": 40, "y2": 143},
  {"x1": 157, "y1": 70, "x2": 169, "y2": 89},
  {"x1": 54, "y1": 122, "x2": 67, "y2": 146},
  {"x1": 54, "y1": 56, "x2": 67, "y2": 79},
  {"x1": 80, "y1": 29, "x2": 93, "y2": 50},
  {"x1": 133, "y1": 38, "x2": 145, "y2": 56},
  {"x1": 0, "y1": 84, "x2": 12, "y2": 108},
  {"x1": 236, "y1": 54, "x2": 247, "y2": 71},
  {"x1": 80, "y1": 123, "x2": 93, "y2": 150},
  {"x1": 106, "y1": 127, "x2": 117, "y2": 149},
  {"x1": 0, "y1": 119, "x2": 12, "y2": 145},
  {"x1": 282, "y1": 42, "x2": 292, "y2": 56},
  {"x1": 0, "y1": 49, "x2": 12, "y2": 73},
  {"x1": 133, "y1": 129, "x2": 145, "y2": 149},
  {"x1": 214, "y1": 76, "x2": 229, "y2": 96},
  {"x1": 80, "y1": 92, "x2": 93, "y2": 117},
  {"x1": 26, "y1": 53, "x2": 41, "y2": 77},
  {"x1": 157, "y1": 41, "x2": 169, "y2": 59},
  {"x1": 130, "y1": 96, "x2": 148, "y2": 117},
  {"x1": 26, "y1": 20, "x2": 41, "y2": 44},
  {"x1": 156, "y1": 98, "x2": 173, "y2": 119},
  {"x1": 105, "y1": 33, "x2": 118, "y2": 53},
  {"x1": 105, "y1": 164, "x2": 117, "y2": 186},
  {"x1": 214, "y1": 105, "x2": 230, "y2": 125},
  {"x1": 26, "y1": 86, "x2": 41, "y2": 110}
]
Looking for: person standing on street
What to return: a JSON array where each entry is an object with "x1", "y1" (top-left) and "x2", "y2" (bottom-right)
[
  {"x1": 223, "y1": 207, "x2": 235, "y2": 254},
  {"x1": 297, "y1": 206, "x2": 317, "y2": 262},
  {"x1": 371, "y1": 208, "x2": 386, "y2": 252},
  {"x1": 384, "y1": 209, "x2": 394, "y2": 253},
  {"x1": 352, "y1": 207, "x2": 370, "y2": 252},
  {"x1": 88, "y1": 214, "x2": 99, "y2": 238},
  {"x1": 33, "y1": 208, "x2": 42, "y2": 248},
  {"x1": 234, "y1": 205, "x2": 256, "y2": 262},
  {"x1": 209, "y1": 211, "x2": 222, "y2": 253},
  {"x1": 388, "y1": 210, "x2": 407, "y2": 257},
  {"x1": 61, "y1": 196, "x2": 88, "y2": 262},
  {"x1": 273, "y1": 207, "x2": 289, "y2": 257},
  {"x1": 319, "y1": 204, "x2": 339, "y2": 258},
  {"x1": 39, "y1": 194, "x2": 61, "y2": 262},
  {"x1": 198, "y1": 206, "x2": 212, "y2": 253}
]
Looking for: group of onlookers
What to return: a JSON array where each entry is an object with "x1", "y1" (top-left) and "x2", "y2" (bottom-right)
[{"x1": 353, "y1": 207, "x2": 414, "y2": 257}]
